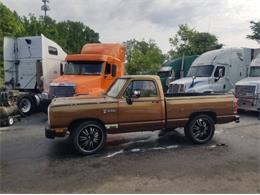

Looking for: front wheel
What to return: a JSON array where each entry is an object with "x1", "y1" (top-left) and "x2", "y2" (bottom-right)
[
  {"x1": 184, "y1": 114, "x2": 215, "y2": 144},
  {"x1": 17, "y1": 95, "x2": 36, "y2": 116},
  {"x1": 73, "y1": 121, "x2": 106, "y2": 155}
]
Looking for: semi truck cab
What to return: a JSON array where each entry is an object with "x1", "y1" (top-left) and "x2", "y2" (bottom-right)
[
  {"x1": 43, "y1": 43, "x2": 125, "y2": 99},
  {"x1": 168, "y1": 48, "x2": 256, "y2": 94},
  {"x1": 235, "y1": 53, "x2": 260, "y2": 112}
]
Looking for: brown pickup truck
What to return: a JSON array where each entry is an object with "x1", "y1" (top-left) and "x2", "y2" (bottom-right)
[{"x1": 45, "y1": 75, "x2": 239, "y2": 155}]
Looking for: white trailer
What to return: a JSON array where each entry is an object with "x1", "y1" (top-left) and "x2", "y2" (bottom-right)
[
  {"x1": 168, "y1": 47, "x2": 257, "y2": 94},
  {"x1": 235, "y1": 52, "x2": 260, "y2": 112},
  {"x1": 4, "y1": 34, "x2": 67, "y2": 115}
]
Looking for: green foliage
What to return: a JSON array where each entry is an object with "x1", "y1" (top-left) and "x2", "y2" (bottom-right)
[
  {"x1": 247, "y1": 21, "x2": 260, "y2": 43},
  {"x1": 169, "y1": 24, "x2": 223, "y2": 58},
  {"x1": 0, "y1": 3, "x2": 25, "y2": 87},
  {"x1": 0, "y1": 3, "x2": 100, "y2": 86},
  {"x1": 125, "y1": 39, "x2": 166, "y2": 75}
]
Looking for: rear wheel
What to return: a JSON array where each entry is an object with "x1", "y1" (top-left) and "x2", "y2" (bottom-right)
[
  {"x1": 17, "y1": 95, "x2": 36, "y2": 116},
  {"x1": 184, "y1": 114, "x2": 215, "y2": 144},
  {"x1": 73, "y1": 121, "x2": 106, "y2": 155}
]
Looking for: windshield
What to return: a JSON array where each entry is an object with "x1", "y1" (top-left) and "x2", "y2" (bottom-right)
[
  {"x1": 158, "y1": 71, "x2": 171, "y2": 77},
  {"x1": 187, "y1": 65, "x2": 214, "y2": 77},
  {"x1": 249, "y1": 67, "x2": 260, "y2": 77},
  {"x1": 64, "y1": 61, "x2": 103, "y2": 75},
  {"x1": 107, "y1": 78, "x2": 127, "y2": 98}
]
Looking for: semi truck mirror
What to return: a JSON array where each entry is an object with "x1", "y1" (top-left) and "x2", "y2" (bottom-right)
[
  {"x1": 60, "y1": 63, "x2": 64, "y2": 75},
  {"x1": 132, "y1": 90, "x2": 141, "y2": 98},
  {"x1": 112, "y1": 65, "x2": 117, "y2": 77}
]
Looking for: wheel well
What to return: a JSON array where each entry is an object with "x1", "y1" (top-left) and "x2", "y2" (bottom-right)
[
  {"x1": 189, "y1": 111, "x2": 216, "y2": 123},
  {"x1": 68, "y1": 118, "x2": 105, "y2": 132}
]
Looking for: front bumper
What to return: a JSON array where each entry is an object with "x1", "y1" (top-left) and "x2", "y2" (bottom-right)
[
  {"x1": 45, "y1": 124, "x2": 67, "y2": 139},
  {"x1": 45, "y1": 125, "x2": 55, "y2": 139}
]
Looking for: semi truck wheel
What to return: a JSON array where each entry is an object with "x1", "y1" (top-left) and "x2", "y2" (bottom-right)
[
  {"x1": 17, "y1": 95, "x2": 36, "y2": 116},
  {"x1": 73, "y1": 121, "x2": 106, "y2": 155},
  {"x1": 184, "y1": 114, "x2": 215, "y2": 144}
]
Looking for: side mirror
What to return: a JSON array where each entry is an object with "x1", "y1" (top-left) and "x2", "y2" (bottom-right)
[
  {"x1": 132, "y1": 90, "x2": 141, "y2": 98},
  {"x1": 215, "y1": 68, "x2": 223, "y2": 82},
  {"x1": 60, "y1": 63, "x2": 64, "y2": 75},
  {"x1": 112, "y1": 64, "x2": 117, "y2": 77},
  {"x1": 126, "y1": 96, "x2": 133, "y2": 105}
]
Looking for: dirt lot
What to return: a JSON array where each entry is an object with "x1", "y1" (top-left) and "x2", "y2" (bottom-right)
[{"x1": 0, "y1": 111, "x2": 260, "y2": 193}]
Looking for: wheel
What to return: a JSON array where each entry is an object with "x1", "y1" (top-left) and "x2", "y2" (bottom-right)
[
  {"x1": 73, "y1": 121, "x2": 106, "y2": 155},
  {"x1": 8, "y1": 116, "x2": 14, "y2": 126},
  {"x1": 17, "y1": 95, "x2": 36, "y2": 116},
  {"x1": 184, "y1": 114, "x2": 215, "y2": 144}
]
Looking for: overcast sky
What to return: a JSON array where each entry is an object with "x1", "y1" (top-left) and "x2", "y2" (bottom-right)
[{"x1": 2, "y1": 0, "x2": 260, "y2": 52}]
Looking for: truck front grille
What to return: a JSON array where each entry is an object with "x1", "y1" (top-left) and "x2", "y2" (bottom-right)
[
  {"x1": 169, "y1": 84, "x2": 184, "y2": 93},
  {"x1": 235, "y1": 85, "x2": 256, "y2": 98},
  {"x1": 49, "y1": 85, "x2": 75, "y2": 98}
]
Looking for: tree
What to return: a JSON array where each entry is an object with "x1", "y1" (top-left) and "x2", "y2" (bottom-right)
[
  {"x1": 0, "y1": 2, "x2": 100, "y2": 87},
  {"x1": 125, "y1": 39, "x2": 166, "y2": 75},
  {"x1": 169, "y1": 24, "x2": 223, "y2": 58},
  {"x1": 0, "y1": 3, "x2": 25, "y2": 87},
  {"x1": 247, "y1": 21, "x2": 260, "y2": 43}
]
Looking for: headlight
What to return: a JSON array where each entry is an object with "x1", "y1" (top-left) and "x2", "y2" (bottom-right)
[{"x1": 47, "y1": 105, "x2": 51, "y2": 125}]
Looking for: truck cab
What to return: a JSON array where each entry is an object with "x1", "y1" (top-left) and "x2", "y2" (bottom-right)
[
  {"x1": 235, "y1": 53, "x2": 260, "y2": 112},
  {"x1": 157, "y1": 55, "x2": 198, "y2": 92},
  {"x1": 45, "y1": 44, "x2": 125, "y2": 99},
  {"x1": 168, "y1": 48, "x2": 255, "y2": 94}
]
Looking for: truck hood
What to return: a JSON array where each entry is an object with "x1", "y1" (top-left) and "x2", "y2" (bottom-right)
[
  {"x1": 236, "y1": 77, "x2": 260, "y2": 86},
  {"x1": 51, "y1": 75, "x2": 103, "y2": 95},
  {"x1": 170, "y1": 77, "x2": 209, "y2": 91},
  {"x1": 51, "y1": 95, "x2": 116, "y2": 107}
]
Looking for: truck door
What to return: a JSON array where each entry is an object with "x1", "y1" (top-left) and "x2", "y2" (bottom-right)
[{"x1": 118, "y1": 79, "x2": 164, "y2": 132}]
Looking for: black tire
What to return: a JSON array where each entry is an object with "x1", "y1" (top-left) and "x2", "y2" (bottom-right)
[
  {"x1": 17, "y1": 95, "x2": 36, "y2": 116},
  {"x1": 73, "y1": 121, "x2": 106, "y2": 155},
  {"x1": 184, "y1": 114, "x2": 215, "y2": 144}
]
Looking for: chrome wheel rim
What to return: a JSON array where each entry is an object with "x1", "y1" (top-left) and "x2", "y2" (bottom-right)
[
  {"x1": 20, "y1": 98, "x2": 31, "y2": 113},
  {"x1": 77, "y1": 125, "x2": 103, "y2": 153},
  {"x1": 8, "y1": 117, "x2": 14, "y2": 125},
  {"x1": 192, "y1": 118, "x2": 211, "y2": 141}
]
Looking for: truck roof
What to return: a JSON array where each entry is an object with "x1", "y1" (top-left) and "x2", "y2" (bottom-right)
[
  {"x1": 120, "y1": 75, "x2": 160, "y2": 80},
  {"x1": 81, "y1": 43, "x2": 125, "y2": 62}
]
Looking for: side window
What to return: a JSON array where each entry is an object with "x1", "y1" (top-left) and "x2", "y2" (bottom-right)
[
  {"x1": 124, "y1": 80, "x2": 158, "y2": 98},
  {"x1": 48, "y1": 46, "x2": 58, "y2": 55},
  {"x1": 105, "y1": 63, "x2": 111, "y2": 75},
  {"x1": 214, "y1": 66, "x2": 225, "y2": 77}
]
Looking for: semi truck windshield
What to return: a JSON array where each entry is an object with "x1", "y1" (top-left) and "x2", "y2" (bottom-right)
[
  {"x1": 64, "y1": 61, "x2": 103, "y2": 75},
  {"x1": 249, "y1": 67, "x2": 260, "y2": 77},
  {"x1": 187, "y1": 65, "x2": 214, "y2": 77}
]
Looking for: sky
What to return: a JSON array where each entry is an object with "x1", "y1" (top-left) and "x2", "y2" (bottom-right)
[{"x1": 2, "y1": 0, "x2": 260, "y2": 52}]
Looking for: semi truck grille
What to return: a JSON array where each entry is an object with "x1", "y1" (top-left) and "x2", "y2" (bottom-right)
[
  {"x1": 169, "y1": 84, "x2": 184, "y2": 93},
  {"x1": 49, "y1": 85, "x2": 75, "y2": 98},
  {"x1": 235, "y1": 85, "x2": 256, "y2": 98}
]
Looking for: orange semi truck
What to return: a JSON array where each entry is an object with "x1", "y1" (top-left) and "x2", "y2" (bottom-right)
[{"x1": 41, "y1": 43, "x2": 125, "y2": 107}]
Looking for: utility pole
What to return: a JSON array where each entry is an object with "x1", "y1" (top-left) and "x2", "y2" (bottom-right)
[{"x1": 41, "y1": 0, "x2": 50, "y2": 20}]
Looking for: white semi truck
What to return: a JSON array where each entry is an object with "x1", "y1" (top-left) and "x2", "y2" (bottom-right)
[
  {"x1": 168, "y1": 47, "x2": 259, "y2": 94},
  {"x1": 4, "y1": 34, "x2": 67, "y2": 115},
  {"x1": 235, "y1": 53, "x2": 260, "y2": 112}
]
